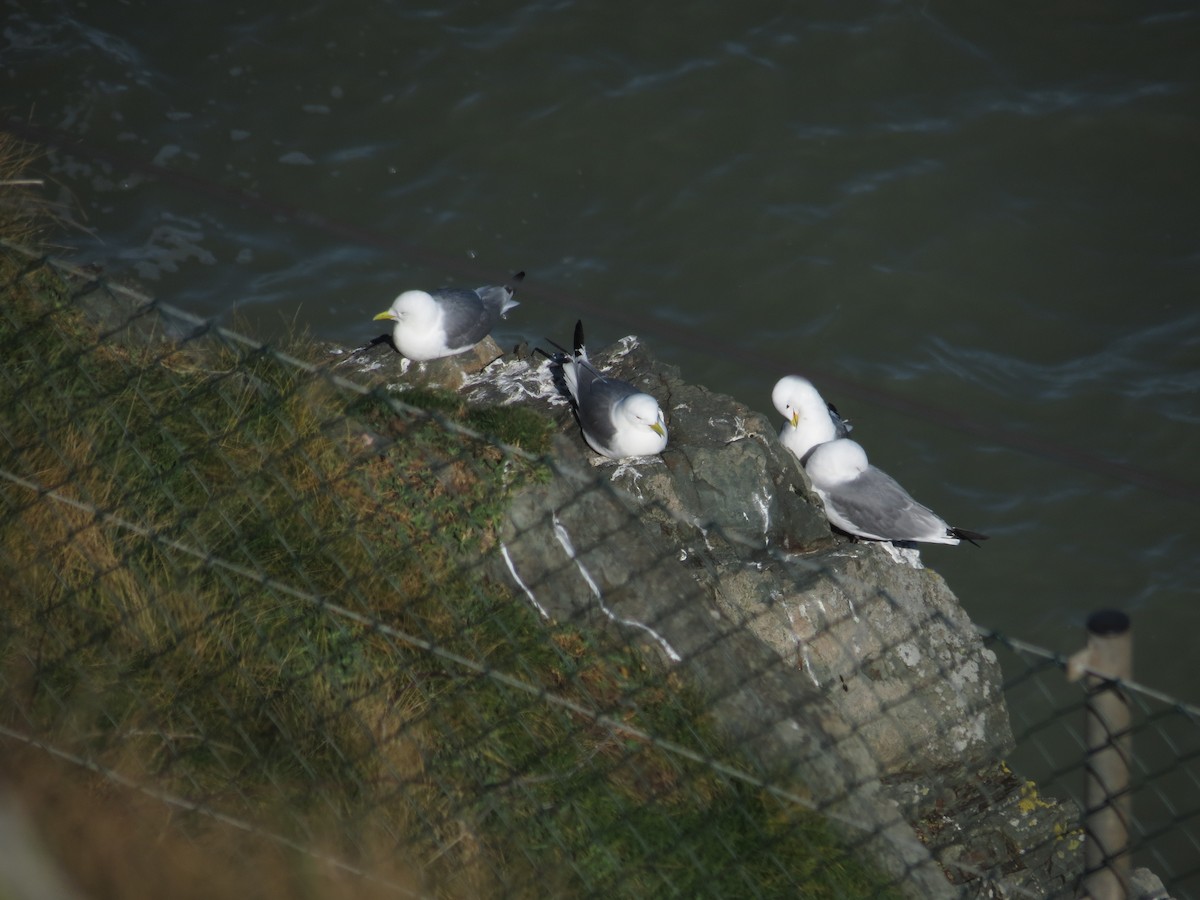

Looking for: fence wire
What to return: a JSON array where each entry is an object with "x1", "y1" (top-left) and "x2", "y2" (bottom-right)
[
  {"x1": 985, "y1": 633, "x2": 1200, "y2": 897},
  {"x1": 0, "y1": 240, "x2": 1194, "y2": 900}
]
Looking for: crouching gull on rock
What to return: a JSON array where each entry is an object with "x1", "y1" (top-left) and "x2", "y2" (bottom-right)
[
  {"x1": 805, "y1": 439, "x2": 988, "y2": 547},
  {"x1": 772, "y1": 375, "x2": 853, "y2": 464},
  {"x1": 371, "y1": 271, "x2": 524, "y2": 360},
  {"x1": 552, "y1": 320, "x2": 668, "y2": 460}
]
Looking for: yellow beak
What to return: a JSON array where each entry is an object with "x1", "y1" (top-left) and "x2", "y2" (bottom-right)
[
  {"x1": 790, "y1": 411, "x2": 799, "y2": 428},
  {"x1": 373, "y1": 310, "x2": 395, "y2": 321},
  {"x1": 650, "y1": 422, "x2": 665, "y2": 437}
]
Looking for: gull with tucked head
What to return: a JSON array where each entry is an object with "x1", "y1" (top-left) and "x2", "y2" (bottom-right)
[
  {"x1": 772, "y1": 374, "x2": 852, "y2": 464},
  {"x1": 805, "y1": 438, "x2": 987, "y2": 547},
  {"x1": 554, "y1": 320, "x2": 668, "y2": 460},
  {"x1": 372, "y1": 271, "x2": 523, "y2": 361}
]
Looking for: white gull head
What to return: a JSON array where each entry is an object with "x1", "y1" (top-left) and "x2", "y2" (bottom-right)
[
  {"x1": 373, "y1": 290, "x2": 453, "y2": 361},
  {"x1": 772, "y1": 375, "x2": 841, "y2": 464},
  {"x1": 603, "y1": 392, "x2": 668, "y2": 459}
]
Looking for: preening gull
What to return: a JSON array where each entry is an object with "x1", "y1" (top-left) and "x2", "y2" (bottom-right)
[
  {"x1": 371, "y1": 271, "x2": 524, "y2": 361},
  {"x1": 805, "y1": 439, "x2": 987, "y2": 546},
  {"x1": 772, "y1": 375, "x2": 853, "y2": 464},
  {"x1": 554, "y1": 321, "x2": 668, "y2": 460}
]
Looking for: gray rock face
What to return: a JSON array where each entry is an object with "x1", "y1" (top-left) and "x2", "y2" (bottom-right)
[
  {"x1": 365, "y1": 333, "x2": 1087, "y2": 897},
  {"x1": 495, "y1": 433, "x2": 957, "y2": 897},
  {"x1": 750, "y1": 545, "x2": 1009, "y2": 777},
  {"x1": 503, "y1": 337, "x2": 1014, "y2": 779},
  {"x1": 896, "y1": 762, "x2": 1084, "y2": 894}
]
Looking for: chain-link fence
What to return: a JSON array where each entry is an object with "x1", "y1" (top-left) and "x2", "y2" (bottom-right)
[
  {"x1": 1, "y1": 239, "x2": 1195, "y2": 899},
  {"x1": 985, "y1": 630, "x2": 1200, "y2": 897}
]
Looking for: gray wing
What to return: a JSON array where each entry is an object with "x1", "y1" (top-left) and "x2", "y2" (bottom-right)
[
  {"x1": 474, "y1": 272, "x2": 522, "y2": 320},
  {"x1": 474, "y1": 283, "x2": 517, "y2": 320},
  {"x1": 829, "y1": 403, "x2": 853, "y2": 438},
  {"x1": 428, "y1": 288, "x2": 494, "y2": 349},
  {"x1": 574, "y1": 362, "x2": 638, "y2": 451},
  {"x1": 827, "y1": 467, "x2": 948, "y2": 541}
]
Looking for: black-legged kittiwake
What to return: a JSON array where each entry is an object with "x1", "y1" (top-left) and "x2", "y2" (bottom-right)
[
  {"x1": 554, "y1": 320, "x2": 668, "y2": 460},
  {"x1": 772, "y1": 375, "x2": 852, "y2": 464},
  {"x1": 371, "y1": 271, "x2": 524, "y2": 361},
  {"x1": 805, "y1": 439, "x2": 988, "y2": 546}
]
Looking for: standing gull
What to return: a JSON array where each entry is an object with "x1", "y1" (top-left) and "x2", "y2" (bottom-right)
[
  {"x1": 805, "y1": 439, "x2": 987, "y2": 546},
  {"x1": 371, "y1": 271, "x2": 524, "y2": 361},
  {"x1": 554, "y1": 320, "x2": 668, "y2": 460},
  {"x1": 772, "y1": 375, "x2": 853, "y2": 464}
]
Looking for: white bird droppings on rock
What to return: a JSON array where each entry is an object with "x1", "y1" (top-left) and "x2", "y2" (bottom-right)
[{"x1": 461, "y1": 356, "x2": 566, "y2": 407}]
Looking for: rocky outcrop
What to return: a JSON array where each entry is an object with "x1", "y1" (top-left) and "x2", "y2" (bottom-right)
[
  {"x1": 357, "y1": 333, "x2": 1098, "y2": 897},
  {"x1": 461, "y1": 339, "x2": 1011, "y2": 763},
  {"x1": 17, "y1": 243, "x2": 1168, "y2": 897}
]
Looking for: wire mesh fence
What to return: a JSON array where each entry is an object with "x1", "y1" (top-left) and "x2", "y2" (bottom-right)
[
  {"x1": 986, "y1": 631, "x2": 1200, "y2": 898},
  {"x1": 0, "y1": 239, "x2": 1195, "y2": 899}
]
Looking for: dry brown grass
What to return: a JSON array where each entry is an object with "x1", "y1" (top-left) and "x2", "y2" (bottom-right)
[
  {"x1": 0, "y1": 141, "x2": 901, "y2": 898},
  {"x1": 3, "y1": 748, "x2": 424, "y2": 900},
  {"x1": 0, "y1": 129, "x2": 65, "y2": 246},
  {"x1": 0, "y1": 258, "x2": 560, "y2": 895}
]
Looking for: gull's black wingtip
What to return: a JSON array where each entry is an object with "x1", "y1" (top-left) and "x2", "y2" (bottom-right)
[
  {"x1": 951, "y1": 528, "x2": 989, "y2": 548},
  {"x1": 573, "y1": 320, "x2": 585, "y2": 355},
  {"x1": 511, "y1": 270, "x2": 526, "y2": 284}
]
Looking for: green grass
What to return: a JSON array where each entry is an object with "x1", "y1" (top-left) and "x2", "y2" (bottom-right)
[{"x1": 0, "y1": 141, "x2": 904, "y2": 899}]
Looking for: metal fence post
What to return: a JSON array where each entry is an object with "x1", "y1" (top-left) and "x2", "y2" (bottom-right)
[{"x1": 1068, "y1": 609, "x2": 1133, "y2": 900}]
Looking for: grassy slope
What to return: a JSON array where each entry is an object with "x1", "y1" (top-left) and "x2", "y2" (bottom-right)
[{"x1": 0, "y1": 132, "x2": 903, "y2": 899}]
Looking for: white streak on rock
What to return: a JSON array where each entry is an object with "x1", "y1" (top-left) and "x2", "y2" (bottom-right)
[
  {"x1": 752, "y1": 486, "x2": 772, "y2": 542},
  {"x1": 881, "y1": 541, "x2": 924, "y2": 569},
  {"x1": 552, "y1": 516, "x2": 603, "y2": 598},
  {"x1": 552, "y1": 514, "x2": 682, "y2": 662},
  {"x1": 328, "y1": 346, "x2": 389, "y2": 374},
  {"x1": 610, "y1": 461, "x2": 644, "y2": 488},
  {"x1": 723, "y1": 415, "x2": 753, "y2": 444},
  {"x1": 693, "y1": 519, "x2": 716, "y2": 552},
  {"x1": 500, "y1": 543, "x2": 548, "y2": 619},
  {"x1": 461, "y1": 357, "x2": 567, "y2": 407},
  {"x1": 596, "y1": 455, "x2": 665, "y2": 474},
  {"x1": 798, "y1": 639, "x2": 820, "y2": 688}
]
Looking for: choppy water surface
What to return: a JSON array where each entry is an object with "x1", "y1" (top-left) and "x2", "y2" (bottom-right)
[{"x1": 6, "y1": 0, "x2": 1199, "y2": 761}]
